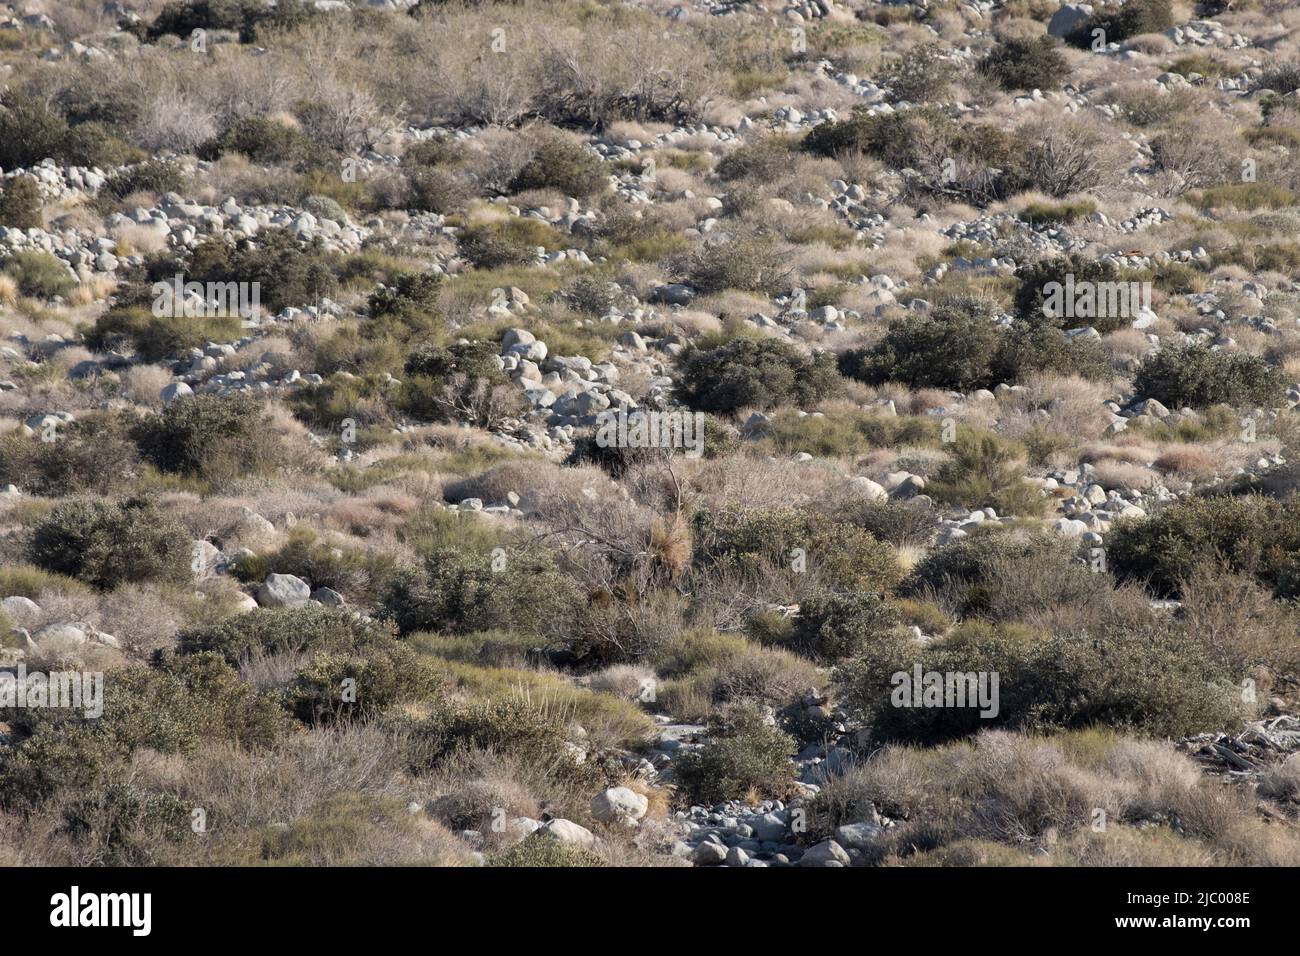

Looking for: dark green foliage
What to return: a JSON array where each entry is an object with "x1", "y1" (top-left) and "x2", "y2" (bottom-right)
[
  {"x1": 178, "y1": 604, "x2": 398, "y2": 663},
  {"x1": 199, "y1": 116, "x2": 312, "y2": 164},
  {"x1": 132, "y1": 393, "x2": 284, "y2": 482},
  {"x1": 716, "y1": 136, "x2": 797, "y2": 183},
  {"x1": 380, "y1": 547, "x2": 584, "y2": 636},
  {"x1": 840, "y1": 302, "x2": 1110, "y2": 391},
  {"x1": 675, "y1": 337, "x2": 841, "y2": 413},
  {"x1": 185, "y1": 228, "x2": 338, "y2": 314},
  {"x1": 0, "y1": 414, "x2": 141, "y2": 497},
  {"x1": 838, "y1": 619, "x2": 1242, "y2": 745},
  {"x1": 1068, "y1": 0, "x2": 1174, "y2": 48},
  {"x1": 673, "y1": 705, "x2": 797, "y2": 805},
  {"x1": 26, "y1": 497, "x2": 191, "y2": 590},
  {"x1": 1013, "y1": 255, "x2": 1135, "y2": 333},
  {"x1": 0, "y1": 176, "x2": 41, "y2": 229},
  {"x1": 979, "y1": 36, "x2": 1069, "y2": 91},
  {"x1": 925, "y1": 432, "x2": 1046, "y2": 517},
  {"x1": 84, "y1": 306, "x2": 244, "y2": 362},
  {"x1": 1107, "y1": 494, "x2": 1300, "y2": 599},
  {"x1": 0, "y1": 656, "x2": 286, "y2": 808},
  {"x1": 1133, "y1": 342, "x2": 1284, "y2": 409},
  {"x1": 692, "y1": 506, "x2": 901, "y2": 592},
  {"x1": 397, "y1": 340, "x2": 522, "y2": 427},
  {"x1": 99, "y1": 161, "x2": 186, "y2": 203},
  {"x1": 508, "y1": 134, "x2": 606, "y2": 197},
  {"x1": 3, "y1": 251, "x2": 74, "y2": 300},
  {"x1": 789, "y1": 591, "x2": 901, "y2": 662}
]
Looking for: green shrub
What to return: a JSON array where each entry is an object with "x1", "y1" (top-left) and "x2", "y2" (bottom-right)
[
  {"x1": 0, "y1": 93, "x2": 70, "y2": 168},
  {"x1": 881, "y1": 43, "x2": 956, "y2": 103},
  {"x1": 0, "y1": 176, "x2": 42, "y2": 229},
  {"x1": 26, "y1": 497, "x2": 191, "y2": 590},
  {"x1": 789, "y1": 591, "x2": 901, "y2": 663},
  {"x1": 675, "y1": 337, "x2": 841, "y2": 413},
  {"x1": 837, "y1": 617, "x2": 1242, "y2": 746},
  {"x1": 380, "y1": 547, "x2": 584, "y2": 636},
  {"x1": 1068, "y1": 0, "x2": 1173, "y2": 47},
  {"x1": 85, "y1": 306, "x2": 244, "y2": 362},
  {"x1": 902, "y1": 531, "x2": 1104, "y2": 620},
  {"x1": 1107, "y1": 494, "x2": 1300, "y2": 599},
  {"x1": 692, "y1": 506, "x2": 901, "y2": 593},
  {"x1": 185, "y1": 229, "x2": 338, "y2": 314},
  {"x1": 99, "y1": 161, "x2": 186, "y2": 203},
  {"x1": 178, "y1": 604, "x2": 400, "y2": 663},
  {"x1": 407, "y1": 166, "x2": 475, "y2": 214},
  {"x1": 398, "y1": 340, "x2": 523, "y2": 427},
  {"x1": 1013, "y1": 256, "x2": 1133, "y2": 332},
  {"x1": 1133, "y1": 342, "x2": 1284, "y2": 409},
  {"x1": 3, "y1": 251, "x2": 74, "y2": 300},
  {"x1": 508, "y1": 133, "x2": 606, "y2": 198},
  {"x1": 366, "y1": 270, "x2": 443, "y2": 337},
  {"x1": 673, "y1": 705, "x2": 797, "y2": 805},
  {"x1": 841, "y1": 299, "x2": 1111, "y2": 391},
  {"x1": 489, "y1": 833, "x2": 605, "y2": 867},
  {"x1": 0, "y1": 414, "x2": 141, "y2": 496},
  {"x1": 458, "y1": 219, "x2": 562, "y2": 269},
  {"x1": 286, "y1": 644, "x2": 446, "y2": 725},
  {"x1": 686, "y1": 237, "x2": 790, "y2": 296},
  {"x1": 199, "y1": 116, "x2": 312, "y2": 165},
  {"x1": 133, "y1": 393, "x2": 285, "y2": 482},
  {"x1": 716, "y1": 135, "x2": 797, "y2": 183},
  {"x1": 979, "y1": 36, "x2": 1069, "y2": 91},
  {"x1": 925, "y1": 432, "x2": 1046, "y2": 517}
]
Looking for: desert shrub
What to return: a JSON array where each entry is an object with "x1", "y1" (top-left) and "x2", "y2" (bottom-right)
[
  {"x1": 842, "y1": 305, "x2": 1003, "y2": 392},
  {"x1": 507, "y1": 132, "x2": 606, "y2": 197},
  {"x1": 902, "y1": 532, "x2": 1102, "y2": 620},
  {"x1": 0, "y1": 94, "x2": 60, "y2": 164},
  {"x1": 99, "y1": 161, "x2": 186, "y2": 203},
  {"x1": 0, "y1": 658, "x2": 284, "y2": 808},
  {"x1": 979, "y1": 36, "x2": 1069, "y2": 91},
  {"x1": 821, "y1": 497, "x2": 937, "y2": 547},
  {"x1": 0, "y1": 415, "x2": 141, "y2": 497},
  {"x1": 398, "y1": 341, "x2": 523, "y2": 428},
  {"x1": 675, "y1": 337, "x2": 840, "y2": 413},
  {"x1": 185, "y1": 229, "x2": 338, "y2": 314},
  {"x1": 838, "y1": 617, "x2": 1242, "y2": 745},
  {"x1": 1018, "y1": 199, "x2": 1096, "y2": 226},
  {"x1": 3, "y1": 251, "x2": 74, "y2": 300},
  {"x1": 133, "y1": 393, "x2": 285, "y2": 482},
  {"x1": 178, "y1": 604, "x2": 399, "y2": 664},
  {"x1": 1257, "y1": 61, "x2": 1300, "y2": 96},
  {"x1": 458, "y1": 219, "x2": 560, "y2": 269},
  {"x1": 407, "y1": 166, "x2": 476, "y2": 214},
  {"x1": 262, "y1": 527, "x2": 400, "y2": 605},
  {"x1": 380, "y1": 547, "x2": 583, "y2": 637},
  {"x1": 1068, "y1": 0, "x2": 1173, "y2": 47},
  {"x1": 716, "y1": 135, "x2": 797, "y2": 183},
  {"x1": 841, "y1": 303, "x2": 1109, "y2": 391},
  {"x1": 686, "y1": 237, "x2": 791, "y2": 295},
  {"x1": 1107, "y1": 494, "x2": 1300, "y2": 599},
  {"x1": 199, "y1": 116, "x2": 312, "y2": 165},
  {"x1": 1013, "y1": 255, "x2": 1136, "y2": 333},
  {"x1": 26, "y1": 497, "x2": 191, "y2": 591},
  {"x1": 85, "y1": 306, "x2": 243, "y2": 362},
  {"x1": 286, "y1": 644, "x2": 446, "y2": 725},
  {"x1": 0, "y1": 176, "x2": 42, "y2": 229},
  {"x1": 789, "y1": 591, "x2": 901, "y2": 663},
  {"x1": 673, "y1": 704, "x2": 797, "y2": 805},
  {"x1": 366, "y1": 271, "x2": 443, "y2": 337},
  {"x1": 489, "y1": 834, "x2": 604, "y2": 867},
  {"x1": 1132, "y1": 342, "x2": 1284, "y2": 409},
  {"x1": 881, "y1": 43, "x2": 957, "y2": 103},
  {"x1": 925, "y1": 432, "x2": 1046, "y2": 517},
  {"x1": 692, "y1": 506, "x2": 901, "y2": 593}
]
